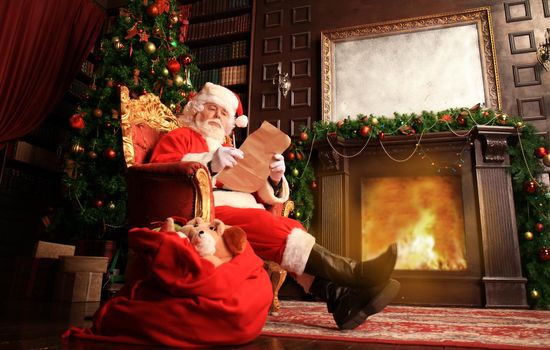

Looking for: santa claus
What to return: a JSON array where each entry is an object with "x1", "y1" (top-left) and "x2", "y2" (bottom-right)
[{"x1": 150, "y1": 82, "x2": 400, "y2": 330}]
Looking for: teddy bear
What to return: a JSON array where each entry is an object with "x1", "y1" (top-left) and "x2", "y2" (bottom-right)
[{"x1": 161, "y1": 217, "x2": 247, "y2": 267}]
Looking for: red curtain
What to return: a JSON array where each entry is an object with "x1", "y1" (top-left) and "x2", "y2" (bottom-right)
[{"x1": 0, "y1": 0, "x2": 105, "y2": 146}]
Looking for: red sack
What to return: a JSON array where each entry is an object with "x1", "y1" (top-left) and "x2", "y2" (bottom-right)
[{"x1": 63, "y1": 226, "x2": 272, "y2": 348}]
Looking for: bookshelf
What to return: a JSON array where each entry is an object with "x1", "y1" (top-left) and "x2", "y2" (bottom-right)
[{"x1": 187, "y1": 0, "x2": 253, "y2": 112}]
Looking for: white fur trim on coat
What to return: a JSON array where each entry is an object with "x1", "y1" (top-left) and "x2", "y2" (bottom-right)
[
  {"x1": 256, "y1": 177, "x2": 290, "y2": 205},
  {"x1": 280, "y1": 228, "x2": 315, "y2": 275},
  {"x1": 213, "y1": 191, "x2": 265, "y2": 209},
  {"x1": 181, "y1": 152, "x2": 213, "y2": 166}
]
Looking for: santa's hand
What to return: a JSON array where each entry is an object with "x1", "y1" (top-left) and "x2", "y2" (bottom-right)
[
  {"x1": 211, "y1": 146, "x2": 244, "y2": 173},
  {"x1": 269, "y1": 153, "x2": 285, "y2": 183}
]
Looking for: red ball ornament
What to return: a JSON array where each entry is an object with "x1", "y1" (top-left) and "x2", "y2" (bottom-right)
[
  {"x1": 93, "y1": 108, "x2": 103, "y2": 118},
  {"x1": 296, "y1": 152, "x2": 303, "y2": 161},
  {"x1": 378, "y1": 131, "x2": 385, "y2": 140},
  {"x1": 103, "y1": 148, "x2": 117, "y2": 159},
  {"x1": 94, "y1": 199, "x2": 104, "y2": 208},
  {"x1": 524, "y1": 180, "x2": 538, "y2": 194},
  {"x1": 311, "y1": 181, "x2": 317, "y2": 189},
  {"x1": 69, "y1": 114, "x2": 85, "y2": 130},
  {"x1": 535, "y1": 222, "x2": 544, "y2": 233},
  {"x1": 146, "y1": 4, "x2": 160, "y2": 17},
  {"x1": 539, "y1": 247, "x2": 550, "y2": 262},
  {"x1": 286, "y1": 152, "x2": 295, "y2": 161},
  {"x1": 456, "y1": 115, "x2": 466, "y2": 125},
  {"x1": 360, "y1": 125, "x2": 371, "y2": 137},
  {"x1": 534, "y1": 147, "x2": 548, "y2": 159},
  {"x1": 299, "y1": 132, "x2": 309, "y2": 142},
  {"x1": 167, "y1": 59, "x2": 181, "y2": 74}
]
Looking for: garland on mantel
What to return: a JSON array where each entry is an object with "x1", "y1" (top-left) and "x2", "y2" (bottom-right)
[{"x1": 283, "y1": 106, "x2": 550, "y2": 309}]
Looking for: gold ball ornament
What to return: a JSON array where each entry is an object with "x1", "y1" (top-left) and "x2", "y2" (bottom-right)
[
  {"x1": 71, "y1": 144, "x2": 85, "y2": 154},
  {"x1": 370, "y1": 117, "x2": 379, "y2": 125},
  {"x1": 515, "y1": 121, "x2": 525, "y2": 130},
  {"x1": 530, "y1": 289, "x2": 540, "y2": 300},
  {"x1": 111, "y1": 36, "x2": 120, "y2": 44},
  {"x1": 524, "y1": 231, "x2": 534, "y2": 240},
  {"x1": 93, "y1": 108, "x2": 103, "y2": 118},
  {"x1": 295, "y1": 211, "x2": 302, "y2": 219},
  {"x1": 114, "y1": 41, "x2": 125, "y2": 50},
  {"x1": 292, "y1": 168, "x2": 299, "y2": 177},
  {"x1": 169, "y1": 14, "x2": 179, "y2": 25},
  {"x1": 174, "y1": 75, "x2": 184, "y2": 86},
  {"x1": 144, "y1": 41, "x2": 156, "y2": 55},
  {"x1": 497, "y1": 114, "x2": 508, "y2": 125},
  {"x1": 152, "y1": 26, "x2": 161, "y2": 36},
  {"x1": 161, "y1": 68, "x2": 170, "y2": 76},
  {"x1": 87, "y1": 151, "x2": 98, "y2": 159},
  {"x1": 108, "y1": 202, "x2": 116, "y2": 210},
  {"x1": 542, "y1": 154, "x2": 550, "y2": 167},
  {"x1": 169, "y1": 103, "x2": 177, "y2": 111}
]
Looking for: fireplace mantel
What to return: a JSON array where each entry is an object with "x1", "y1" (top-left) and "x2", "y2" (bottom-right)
[{"x1": 313, "y1": 126, "x2": 528, "y2": 308}]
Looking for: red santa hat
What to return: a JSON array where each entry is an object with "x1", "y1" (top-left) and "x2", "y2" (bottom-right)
[{"x1": 186, "y1": 82, "x2": 248, "y2": 134}]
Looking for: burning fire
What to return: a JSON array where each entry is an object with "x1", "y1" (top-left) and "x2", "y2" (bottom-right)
[{"x1": 361, "y1": 176, "x2": 467, "y2": 270}]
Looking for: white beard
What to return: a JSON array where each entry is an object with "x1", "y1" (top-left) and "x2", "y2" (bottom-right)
[{"x1": 190, "y1": 118, "x2": 226, "y2": 144}]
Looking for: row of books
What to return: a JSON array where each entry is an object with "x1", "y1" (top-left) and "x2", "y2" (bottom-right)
[
  {"x1": 190, "y1": 40, "x2": 248, "y2": 66},
  {"x1": 188, "y1": 14, "x2": 251, "y2": 42},
  {"x1": 68, "y1": 80, "x2": 90, "y2": 101},
  {"x1": 192, "y1": 65, "x2": 248, "y2": 88},
  {"x1": 80, "y1": 60, "x2": 94, "y2": 77},
  {"x1": 0, "y1": 166, "x2": 56, "y2": 196},
  {"x1": 190, "y1": 0, "x2": 251, "y2": 18},
  {"x1": 3, "y1": 141, "x2": 60, "y2": 173}
]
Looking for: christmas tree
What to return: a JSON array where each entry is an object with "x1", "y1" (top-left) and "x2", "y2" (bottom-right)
[{"x1": 50, "y1": 0, "x2": 197, "y2": 242}]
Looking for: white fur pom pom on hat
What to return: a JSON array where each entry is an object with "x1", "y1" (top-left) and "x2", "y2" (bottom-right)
[{"x1": 235, "y1": 115, "x2": 248, "y2": 128}]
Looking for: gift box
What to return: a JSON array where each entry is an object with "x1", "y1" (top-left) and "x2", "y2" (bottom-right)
[{"x1": 55, "y1": 256, "x2": 109, "y2": 302}]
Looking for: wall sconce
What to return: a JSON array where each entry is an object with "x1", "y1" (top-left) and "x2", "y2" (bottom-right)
[
  {"x1": 273, "y1": 72, "x2": 291, "y2": 98},
  {"x1": 537, "y1": 28, "x2": 550, "y2": 72}
]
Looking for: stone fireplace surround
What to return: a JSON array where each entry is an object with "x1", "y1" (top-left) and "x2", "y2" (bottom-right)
[{"x1": 313, "y1": 126, "x2": 527, "y2": 308}]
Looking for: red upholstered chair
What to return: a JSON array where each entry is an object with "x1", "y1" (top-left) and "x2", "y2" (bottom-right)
[{"x1": 120, "y1": 87, "x2": 287, "y2": 314}]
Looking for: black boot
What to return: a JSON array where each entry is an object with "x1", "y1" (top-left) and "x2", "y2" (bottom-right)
[
  {"x1": 304, "y1": 243, "x2": 398, "y2": 288},
  {"x1": 309, "y1": 277, "x2": 400, "y2": 330}
]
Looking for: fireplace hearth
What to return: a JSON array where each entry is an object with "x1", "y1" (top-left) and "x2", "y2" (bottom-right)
[{"x1": 313, "y1": 126, "x2": 527, "y2": 308}]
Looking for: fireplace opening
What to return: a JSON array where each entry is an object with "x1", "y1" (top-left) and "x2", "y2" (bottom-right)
[{"x1": 361, "y1": 175, "x2": 467, "y2": 271}]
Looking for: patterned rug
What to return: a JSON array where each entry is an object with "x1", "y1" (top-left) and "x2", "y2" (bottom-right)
[{"x1": 262, "y1": 301, "x2": 550, "y2": 349}]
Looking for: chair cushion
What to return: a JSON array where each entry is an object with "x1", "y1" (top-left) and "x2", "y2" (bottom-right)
[{"x1": 131, "y1": 123, "x2": 165, "y2": 165}]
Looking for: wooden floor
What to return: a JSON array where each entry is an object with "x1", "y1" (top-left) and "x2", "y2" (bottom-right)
[{"x1": 0, "y1": 298, "x2": 489, "y2": 350}]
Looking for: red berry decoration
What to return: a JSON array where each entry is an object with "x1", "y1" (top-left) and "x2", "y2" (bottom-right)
[
  {"x1": 182, "y1": 55, "x2": 192, "y2": 66},
  {"x1": 299, "y1": 132, "x2": 309, "y2": 142},
  {"x1": 534, "y1": 147, "x2": 548, "y2": 159},
  {"x1": 167, "y1": 59, "x2": 181, "y2": 74},
  {"x1": 535, "y1": 222, "x2": 544, "y2": 233},
  {"x1": 539, "y1": 247, "x2": 550, "y2": 262},
  {"x1": 524, "y1": 180, "x2": 538, "y2": 194},
  {"x1": 104, "y1": 148, "x2": 117, "y2": 159},
  {"x1": 360, "y1": 125, "x2": 371, "y2": 137}
]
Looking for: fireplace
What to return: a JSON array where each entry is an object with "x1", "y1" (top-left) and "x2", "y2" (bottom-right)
[{"x1": 313, "y1": 126, "x2": 527, "y2": 308}]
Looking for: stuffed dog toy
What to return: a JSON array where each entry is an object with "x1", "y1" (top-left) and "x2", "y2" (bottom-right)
[{"x1": 161, "y1": 217, "x2": 247, "y2": 267}]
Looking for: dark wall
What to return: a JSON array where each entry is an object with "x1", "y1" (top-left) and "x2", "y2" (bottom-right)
[{"x1": 250, "y1": 0, "x2": 550, "y2": 139}]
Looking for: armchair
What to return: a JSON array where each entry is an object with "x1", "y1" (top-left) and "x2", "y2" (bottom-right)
[{"x1": 120, "y1": 87, "x2": 287, "y2": 314}]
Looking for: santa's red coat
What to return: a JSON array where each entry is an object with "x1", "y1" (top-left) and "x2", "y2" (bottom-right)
[
  {"x1": 150, "y1": 127, "x2": 316, "y2": 276},
  {"x1": 63, "y1": 226, "x2": 272, "y2": 348}
]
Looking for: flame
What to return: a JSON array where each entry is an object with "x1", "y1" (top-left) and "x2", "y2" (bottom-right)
[{"x1": 361, "y1": 176, "x2": 467, "y2": 271}]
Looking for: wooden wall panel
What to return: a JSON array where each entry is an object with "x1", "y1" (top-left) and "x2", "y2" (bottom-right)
[{"x1": 251, "y1": 0, "x2": 549, "y2": 142}]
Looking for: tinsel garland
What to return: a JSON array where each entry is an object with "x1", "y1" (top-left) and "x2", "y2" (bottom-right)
[{"x1": 286, "y1": 106, "x2": 550, "y2": 309}]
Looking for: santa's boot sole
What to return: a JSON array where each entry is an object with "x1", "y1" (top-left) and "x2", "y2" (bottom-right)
[{"x1": 335, "y1": 279, "x2": 400, "y2": 330}]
